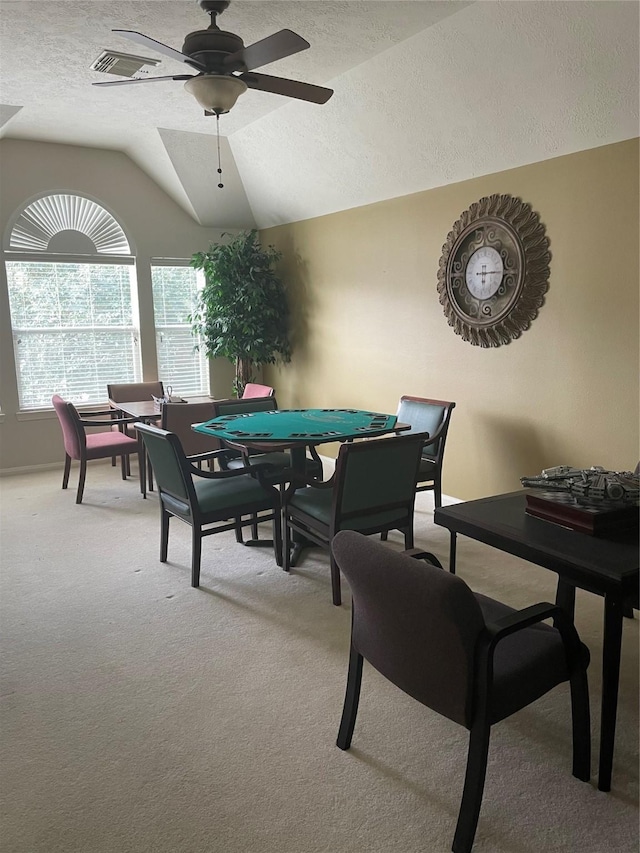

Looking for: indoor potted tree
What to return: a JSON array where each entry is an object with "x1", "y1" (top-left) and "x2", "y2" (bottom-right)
[{"x1": 189, "y1": 230, "x2": 291, "y2": 396}]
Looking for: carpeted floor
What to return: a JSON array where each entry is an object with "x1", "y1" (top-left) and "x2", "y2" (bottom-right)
[{"x1": 1, "y1": 462, "x2": 638, "y2": 853}]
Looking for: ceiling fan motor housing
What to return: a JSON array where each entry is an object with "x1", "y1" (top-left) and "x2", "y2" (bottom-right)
[{"x1": 182, "y1": 29, "x2": 244, "y2": 70}]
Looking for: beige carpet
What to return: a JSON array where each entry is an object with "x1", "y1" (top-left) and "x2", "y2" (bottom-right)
[{"x1": 1, "y1": 463, "x2": 638, "y2": 853}]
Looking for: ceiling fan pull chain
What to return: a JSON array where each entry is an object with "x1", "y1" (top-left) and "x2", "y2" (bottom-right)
[{"x1": 216, "y1": 113, "x2": 224, "y2": 189}]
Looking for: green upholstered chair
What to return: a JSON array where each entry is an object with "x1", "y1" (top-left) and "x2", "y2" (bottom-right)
[
  {"x1": 52, "y1": 394, "x2": 143, "y2": 504},
  {"x1": 395, "y1": 396, "x2": 456, "y2": 506},
  {"x1": 331, "y1": 531, "x2": 591, "y2": 853},
  {"x1": 215, "y1": 396, "x2": 323, "y2": 482},
  {"x1": 135, "y1": 423, "x2": 282, "y2": 587},
  {"x1": 282, "y1": 432, "x2": 429, "y2": 605}
]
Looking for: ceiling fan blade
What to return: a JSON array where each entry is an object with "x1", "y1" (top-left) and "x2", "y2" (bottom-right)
[
  {"x1": 113, "y1": 30, "x2": 206, "y2": 71},
  {"x1": 240, "y1": 72, "x2": 333, "y2": 105},
  {"x1": 92, "y1": 75, "x2": 194, "y2": 87},
  {"x1": 224, "y1": 29, "x2": 309, "y2": 72}
]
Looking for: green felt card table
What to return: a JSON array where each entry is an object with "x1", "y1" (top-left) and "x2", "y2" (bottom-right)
[
  {"x1": 193, "y1": 408, "x2": 401, "y2": 449},
  {"x1": 193, "y1": 408, "x2": 409, "y2": 563}
]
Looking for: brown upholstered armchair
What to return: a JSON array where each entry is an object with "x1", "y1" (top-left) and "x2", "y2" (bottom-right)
[{"x1": 331, "y1": 531, "x2": 591, "y2": 853}]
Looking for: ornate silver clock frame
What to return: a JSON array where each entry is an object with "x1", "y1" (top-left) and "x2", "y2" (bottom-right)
[{"x1": 437, "y1": 194, "x2": 551, "y2": 347}]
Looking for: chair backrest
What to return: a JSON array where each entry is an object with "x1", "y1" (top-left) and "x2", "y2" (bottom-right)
[
  {"x1": 135, "y1": 423, "x2": 196, "y2": 511},
  {"x1": 52, "y1": 394, "x2": 85, "y2": 458},
  {"x1": 396, "y1": 396, "x2": 456, "y2": 461},
  {"x1": 332, "y1": 432, "x2": 428, "y2": 528},
  {"x1": 212, "y1": 395, "x2": 278, "y2": 417},
  {"x1": 242, "y1": 383, "x2": 275, "y2": 398},
  {"x1": 107, "y1": 381, "x2": 164, "y2": 403},
  {"x1": 331, "y1": 530, "x2": 485, "y2": 728},
  {"x1": 161, "y1": 401, "x2": 219, "y2": 456}
]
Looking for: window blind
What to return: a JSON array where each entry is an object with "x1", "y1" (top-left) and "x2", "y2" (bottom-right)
[
  {"x1": 6, "y1": 261, "x2": 141, "y2": 408},
  {"x1": 151, "y1": 264, "x2": 209, "y2": 396}
]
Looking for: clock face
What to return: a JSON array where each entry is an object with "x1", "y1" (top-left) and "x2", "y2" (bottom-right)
[
  {"x1": 447, "y1": 218, "x2": 523, "y2": 326},
  {"x1": 436, "y1": 195, "x2": 550, "y2": 347},
  {"x1": 465, "y1": 246, "x2": 504, "y2": 300}
]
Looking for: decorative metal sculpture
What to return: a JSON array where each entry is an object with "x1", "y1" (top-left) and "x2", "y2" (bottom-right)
[{"x1": 521, "y1": 466, "x2": 639, "y2": 507}]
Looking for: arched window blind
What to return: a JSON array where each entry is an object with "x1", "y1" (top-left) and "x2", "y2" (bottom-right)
[{"x1": 5, "y1": 194, "x2": 141, "y2": 409}]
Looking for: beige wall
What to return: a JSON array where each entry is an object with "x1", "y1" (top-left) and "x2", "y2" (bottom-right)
[
  {"x1": 263, "y1": 140, "x2": 639, "y2": 500},
  {"x1": 0, "y1": 139, "x2": 235, "y2": 471}
]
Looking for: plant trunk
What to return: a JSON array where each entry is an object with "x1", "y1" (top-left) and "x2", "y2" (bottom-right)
[{"x1": 235, "y1": 356, "x2": 254, "y2": 397}]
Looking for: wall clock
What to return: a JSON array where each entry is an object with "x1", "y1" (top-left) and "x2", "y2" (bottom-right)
[{"x1": 437, "y1": 194, "x2": 551, "y2": 347}]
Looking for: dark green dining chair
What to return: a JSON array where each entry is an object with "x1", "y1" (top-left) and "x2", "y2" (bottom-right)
[
  {"x1": 282, "y1": 431, "x2": 429, "y2": 605},
  {"x1": 332, "y1": 531, "x2": 591, "y2": 853},
  {"x1": 395, "y1": 396, "x2": 456, "y2": 506},
  {"x1": 215, "y1": 396, "x2": 323, "y2": 482},
  {"x1": 135, "y1": 423, "x2": 282, "y2": 587}
]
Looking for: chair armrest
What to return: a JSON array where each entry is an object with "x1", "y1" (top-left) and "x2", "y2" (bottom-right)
[
  {"x1": 79, "y1": 415, "x2": 140, "y2": 427},
  {"x1": 80, "y1": 407, "x2": 117, "y2": 417},
  {"x1": 405, "y1": 549, "x2": 444, "y2": 569},
  {"x1": 187, "y1": 448, "x2": 234, "y2": 465},
  {"x1": 187, "y1": 458, "x2": 279, "y2": 481},
  {"x1": 482, "y1": 602, "x2": 588, "y2": 674},
  {"x1": 484, "y1": 602, "x2": 560, "y2": 641}
]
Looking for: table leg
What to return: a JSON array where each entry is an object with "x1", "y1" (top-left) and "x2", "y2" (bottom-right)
[
  {"x1": 598, "y1": 595, "x2": 624, "y2": 792},
  {"x1": 287, "y1": 445, "x2": 314, "y2": 565},
  {"x1": 448, "y1": 531, "x2": 457, "y2": 574}
]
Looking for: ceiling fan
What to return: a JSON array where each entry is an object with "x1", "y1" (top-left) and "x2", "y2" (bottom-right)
[{"x1": 92, "y1": 0, "x2": 334, "y2": 115}]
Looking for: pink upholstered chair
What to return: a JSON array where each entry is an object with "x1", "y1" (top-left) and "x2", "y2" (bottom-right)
[
  {"x1": 52, "y1": 395, "x2": 143, "y2": 504},
  {"x1": 242, "y1": 383, "x2": 275, "y2": 398}
]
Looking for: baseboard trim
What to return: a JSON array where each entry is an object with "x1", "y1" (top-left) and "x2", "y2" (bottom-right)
[{"x1": 0, "y1": 462, "x2": 62, "y2": 477}]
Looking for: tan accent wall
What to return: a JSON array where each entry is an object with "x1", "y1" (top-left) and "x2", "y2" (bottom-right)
[{"x1": 263, "y1": 140, "x2": 639, "y2": 500}]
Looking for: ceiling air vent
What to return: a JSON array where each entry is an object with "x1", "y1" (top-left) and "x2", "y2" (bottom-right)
[{"x1": 90, "y1": 50, "x2": 161, "y2": 78}]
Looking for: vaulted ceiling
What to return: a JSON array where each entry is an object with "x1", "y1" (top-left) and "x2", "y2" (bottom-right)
[{"x1": 1, "y1": 1, "x2": 638, "y2": 229}]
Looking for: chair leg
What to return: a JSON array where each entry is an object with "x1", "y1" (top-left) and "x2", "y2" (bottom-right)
[
  {"x1": 329, "y1": 554, "x2": 342, "y2": 606},
  {"x1": 569, "y1": 662, "x2": 591, "y2": 782},
  {"x1": 434, "y1": 480, "x2": 443, "y2": 508},
  {"x1": 62, "y1": 454, "x2": 71, "y2": 490},
  {"x1": 380, "y1": 531, "x2": 389, "y2": 541},
  {"x1": 282, "y1": 515, "x2": 291, "y2": 572},
  {"x1": 337, "y1": 644, "x2": 364, "y2": 750},
  {"x1": 160, "y1": 508, "x2": 170, "y2": 562},
  {"x1": 76, "y1": 459, "x2": 87, "y2": 504},
  {"x1": 120, "y1": 454, "x2": 127, "y2": 480},
  {"x1": 272, "y1": 509, "x2": 283, "y2": 568},
  {"x1": 403, "y1": 525, "x2": 414, "y2": 550},
  {"x1": 452, "y1": 719, "x2": 491, "y2": 853},
  {"x1": 251, "y1": 514, "x2": 259, "y2": 540},
  {"x1": 191, "y1": 526, "x2": 202, "y2": 588},
  {"x1": 235, "y1": 518, "x2": 244, "y2": 544},
  {"x1": 137, "y1": 448, "x2": 146, "y2": 498}
]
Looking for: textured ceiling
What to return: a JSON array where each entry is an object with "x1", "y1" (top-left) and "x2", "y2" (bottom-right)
[{"x1": 1, "y1": 1, "x2": 638, "y2": 229}]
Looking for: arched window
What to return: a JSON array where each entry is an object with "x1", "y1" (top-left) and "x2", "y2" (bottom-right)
[{"x1": 4, "y1": 194, "x2": 142, "y2": 408}]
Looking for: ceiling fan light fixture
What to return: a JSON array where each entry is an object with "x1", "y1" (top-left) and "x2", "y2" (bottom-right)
[{"x1": 184, "y1": 74, "x2": 247, "y2": 114}]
